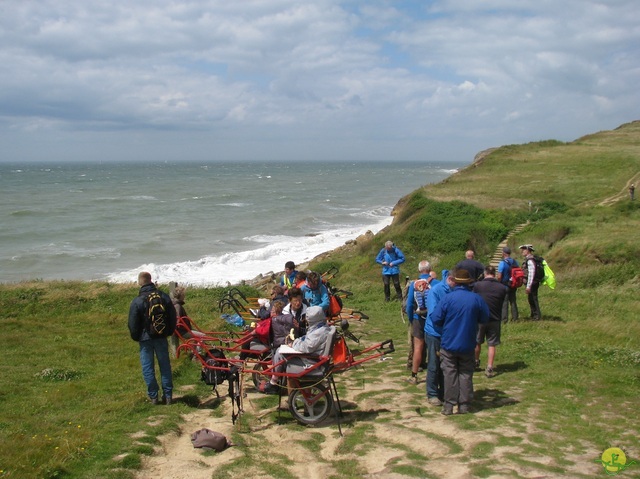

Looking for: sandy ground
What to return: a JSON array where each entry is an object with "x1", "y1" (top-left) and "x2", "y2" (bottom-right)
[{"x1": 130, "y1": 359, "x2": 606, "y2": 479}]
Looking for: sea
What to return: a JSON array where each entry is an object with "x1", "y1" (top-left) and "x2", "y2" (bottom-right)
[{"x1": 0, "y1": 161, "x2": 464, "y2": 286}]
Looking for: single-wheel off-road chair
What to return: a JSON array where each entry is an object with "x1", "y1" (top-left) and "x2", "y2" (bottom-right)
[{"x1": 177, "y1": 319, "x2": 394, "y2": 434}]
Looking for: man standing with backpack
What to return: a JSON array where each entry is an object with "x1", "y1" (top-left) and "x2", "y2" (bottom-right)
[
  {"x1": 497, "y1": 247, "x2": 519, "y2": 323},
  {"x1": 519, "y1": 245, "x2": 542, "y2": 321},
  {"x1": 404, "y1": 260, "x2": 439, "y2": 385},
  {"x1": 128, "y1": 272, "x2": 177, "y2": 405}
]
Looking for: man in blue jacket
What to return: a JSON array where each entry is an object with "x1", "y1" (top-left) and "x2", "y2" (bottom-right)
[
  {"x1": 375, "y1": 240, "x2": 405, "y2": 302},
  {"x1": 404, "y1": 260, "x2": 439, "y2": 385},
  {"x1": 424, "y1": 269, "x2": 452, "y2": 406},
  {"x1": 431, "y1": 268, "x2": 489, "y2": 415}
]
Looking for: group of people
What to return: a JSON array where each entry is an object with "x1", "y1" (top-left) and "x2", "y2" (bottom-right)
[
  {"x1": 400, "y1": 244, "x2": 546, "y2": 415},
  {"x1": 128, "y1": 241, "x2": 545, "y2": 412},
  {"x1": 127, "y1": 262, "x2": 337, "y2": 404}
]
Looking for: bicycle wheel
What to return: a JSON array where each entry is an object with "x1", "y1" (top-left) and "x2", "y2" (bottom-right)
[{"x1": 288, "y1": 383, "x2": 333, "y2": 425}]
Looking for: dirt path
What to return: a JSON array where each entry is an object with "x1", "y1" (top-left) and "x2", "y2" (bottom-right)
[
  {"x1": 597, "y1": 173, "x2": 640, "y2": 206},
  {"x1": 132, "y1": 359, "x2": 604, "y2": 478}
]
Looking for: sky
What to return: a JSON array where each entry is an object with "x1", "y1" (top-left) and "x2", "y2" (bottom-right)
[{"x1": 1, "y1": 0, "x2": 638, "y2": 164}]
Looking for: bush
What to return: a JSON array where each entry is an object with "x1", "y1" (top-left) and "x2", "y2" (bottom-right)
[{"x1": 401, "y1": 197, "x2": 514, "y2": 258}]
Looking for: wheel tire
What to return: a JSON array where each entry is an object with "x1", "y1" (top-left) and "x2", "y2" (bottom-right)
[
  {"x1": 288, "y1": 383, "x2": 333, "y2": 425},
  {"x1": 251, "y1": 362, "x2": 268, "y2": 390}
]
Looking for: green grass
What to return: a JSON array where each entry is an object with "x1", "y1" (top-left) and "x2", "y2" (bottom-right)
[{"x1": 1, "y1": 121, "x2": 640, "y2": 477}]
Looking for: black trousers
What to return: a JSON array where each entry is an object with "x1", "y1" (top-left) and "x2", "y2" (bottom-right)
[
  {"x1": 383, "y1": 274, "x2": 402, "y2": 300},
  {"x1": 527, "y1": 282, "x2": 541, "y2": 319}
]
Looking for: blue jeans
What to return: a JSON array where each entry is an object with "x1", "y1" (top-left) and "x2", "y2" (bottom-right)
[
  {"x1": 139, "y1": 338, "x2": 173, "y2": 399},
  {"x1": 425, "y1": 334, "x2": 444, "y2": 400}
]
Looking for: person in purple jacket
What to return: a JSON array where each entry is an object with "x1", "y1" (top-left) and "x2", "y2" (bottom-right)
[{"x1": 431, "y1": 268, "x2": 489, "y2": 416}]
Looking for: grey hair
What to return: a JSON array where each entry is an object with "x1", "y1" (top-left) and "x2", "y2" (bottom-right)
[
  {"x1": 418, "y1": 260, "x2": 431, "y2": 273},
  {"x1": 385, "y1": 240, "x2": 394, "y2": 248},
  {"x1": 171, "y1": 286, "x2": 186, "y2": 302}
]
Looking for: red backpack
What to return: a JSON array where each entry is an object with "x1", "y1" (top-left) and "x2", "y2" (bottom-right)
[
  {"x1": 254, "y1": 318, "x2": 272, "y2": 345},
  {"x1": 509, "y1": 266, "x2": 526, "y2": 289},
  {"x1": 328, "y1": 294, "x2": 343, "y2": 318}
]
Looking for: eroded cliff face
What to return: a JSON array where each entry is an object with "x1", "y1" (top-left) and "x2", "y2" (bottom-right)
[{"x1": 472, "y1": 147, "x2": 498, "y2": 165}]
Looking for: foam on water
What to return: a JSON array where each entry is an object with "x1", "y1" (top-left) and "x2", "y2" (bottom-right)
[
  {"x1": 105, "y1": 212, "x2": 393, "y2": 286},
  {"x1": 0, "y1": 160, "x2": 465, "y2": 283}
]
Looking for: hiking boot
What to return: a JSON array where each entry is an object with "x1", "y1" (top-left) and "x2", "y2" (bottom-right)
[
  {"x1": 163, "y1": 396, "x2": 172, "y2": 406},
  {"x1": 441, "y1": 406, "x2": 454, "y2": 416},
  {"x1": 485, "y1": 367, "x2": 496, "y2": 378},
  {"x1": 475, "y1": 359, "x2": 481, "y2": 371},
  {"x1": 428, "y1": 397, "x2": 442, "y2": 406},
  {"x1": 405, "y1": 376, "x2": 418, "y2": 385},
  {"x1": 149, "y1": 396, "x2": 159, "y2": 405},
  {"x1": 458, "y1": 404, "x2": 471, "y2": 414}
]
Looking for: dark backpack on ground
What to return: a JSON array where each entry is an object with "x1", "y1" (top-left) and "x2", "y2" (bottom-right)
[
  {"x1": 145, "y1": 290, "x2": 168, "y2": 337},
  {"x1": 190, "y1": 428, "x2": 232, "y2": 451},
  {"x1": 201, "y1": 348, "x2": 228, "y2": 388}
]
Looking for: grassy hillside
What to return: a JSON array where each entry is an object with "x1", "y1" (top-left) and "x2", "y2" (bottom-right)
[
  {"x1": 317, "y1": 120, "x2": 640, "y2": 290},
  {"x1": 1, "y1": 121, "x2": 639, "y2": 478}
]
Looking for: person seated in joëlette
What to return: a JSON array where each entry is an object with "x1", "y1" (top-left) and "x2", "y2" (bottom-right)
[
  {"x1": 262, "y1": 306, "x2": 333, "y2": 395},
  {"x1": 270, "y1": 300, "x2": 297, "y2": 351}
]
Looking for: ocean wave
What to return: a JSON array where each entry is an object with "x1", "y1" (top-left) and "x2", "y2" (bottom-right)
[{"x1": 105, "y1": 215, "x2": 393, "y2": 287}]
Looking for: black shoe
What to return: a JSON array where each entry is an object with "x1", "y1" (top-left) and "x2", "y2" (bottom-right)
[
  {"x1": 263, "y1": 383, "x2": 280, "y2": 395},
  {"x1": 441, "y1": 406, "x2": 454, "y2": 416},
  {"x1": 458, "y1": 404, "x2": 471, "y2": 414},
  {"x1": 163, "y1": 396, "x2": 172, "y2": 405}
]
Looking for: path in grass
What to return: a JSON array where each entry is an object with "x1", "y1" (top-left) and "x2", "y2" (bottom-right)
[
  {"x1": 597, "y1": 172, "x2": 640, "y2": 206},
  {"x1": 133, "y1": 346, "x2": 606, "y2": 479}
]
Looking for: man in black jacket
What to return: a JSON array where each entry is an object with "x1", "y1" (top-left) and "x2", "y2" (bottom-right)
[
  {"x1": 128, "y1": 272, "x2": 177, "y2": 405},
  {"x1": 455, "y1": 250, "x2": 485, "y2": 282},
  {"x1": 473, "y1": 266, "x2": 508, "y2": 378}
]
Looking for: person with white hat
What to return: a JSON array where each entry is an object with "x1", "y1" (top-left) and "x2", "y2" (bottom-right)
[
  {"x1": 519, "y1": 244, "x2": 541, "y2": 321},
  {"x1": 262, "y1": 306, "x2": 333, "y2": 395}
]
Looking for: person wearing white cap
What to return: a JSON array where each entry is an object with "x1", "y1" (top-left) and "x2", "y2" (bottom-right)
[{"x1": 519, "y1": 244, "x2": 541, "y2": 320}]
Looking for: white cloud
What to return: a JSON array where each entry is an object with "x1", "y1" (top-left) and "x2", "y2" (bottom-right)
[{"x1": 0, "y1": 0, "x2": 638, "y2": 163}]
